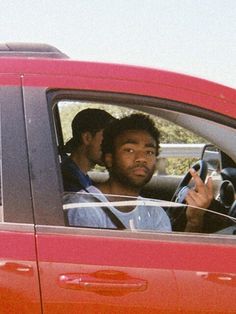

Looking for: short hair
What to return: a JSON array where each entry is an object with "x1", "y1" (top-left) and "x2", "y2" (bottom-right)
[
  {"x1": 64, "y1": 108, "x2": 115, "y2": 153},
  {"x1": 102, "y1": 113, "x2": 160, "y2": 156}
]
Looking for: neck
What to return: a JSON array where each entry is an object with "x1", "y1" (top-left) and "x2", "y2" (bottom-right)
[
  {"x1": 97, "y1": 179, "x2": 141, "y2": 213},
  {"x1": 97, "y1": 178, "x2": 140, "y2": 197},
  {"x1": 71, "y1": 151, "x2": 94, "y2": 174}
]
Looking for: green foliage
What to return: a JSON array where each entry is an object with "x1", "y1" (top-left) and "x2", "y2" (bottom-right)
[
  {"x1": 165, "y1": 157, "x2": 199, "y2": 175},
  {"x1": 153, "y1": 118, "x2": 205, "y2": 144},
  {"x1": 58, "y1": 101, "x2": 206, "y2": 175}
]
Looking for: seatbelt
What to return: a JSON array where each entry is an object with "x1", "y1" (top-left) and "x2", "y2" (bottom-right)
[
  {"x1": 85, "y1": 188, "x2": 126, "y2": 230},
  {"x1": 100, "y1": 206, "x2": 126, "y2": 230}
]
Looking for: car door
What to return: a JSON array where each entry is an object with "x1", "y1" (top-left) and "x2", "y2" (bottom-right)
[
  {"x1": 22, "y1": 82, "x2": 180, "y2": 313},
  {"x1": 22, "y1": 68, "x2": 236, "y2": 313},
  {"x1": 0, "y1": 75, "x2": 41, "y2": 313}
]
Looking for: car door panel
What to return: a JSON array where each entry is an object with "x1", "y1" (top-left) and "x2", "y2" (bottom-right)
[
  {"x1": 172, "y1": 241, "x2": 236, "y2": 313},
  {"x1": 176, "y1": 270, "x2": 236, "y2": 313},
  {"x1": 36, "y1": 228, "x2": 236, "y2": 313},
  {"x1": 36, "y1": 228, "x2": 179, "y2": 313},
  {"x1": 0, "y1": 78, "x2": 41, "y2": 313},
  {"x1": 0, "y1": 226, "x2": 41, "y2": 313}
]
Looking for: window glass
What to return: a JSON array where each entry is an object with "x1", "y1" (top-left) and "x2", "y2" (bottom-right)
[
  {"x1": 52, "y1": 98, "x2": 236, "y2": 235},
  {"x1": 63, "y1": 190, "x2": 236, "y2": 234},
  {"x1": 58, "y1": 101, "x2": 206, "y2": 175}
]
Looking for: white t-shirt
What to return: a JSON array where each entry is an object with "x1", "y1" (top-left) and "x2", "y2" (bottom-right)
[{"x1": 64, "y1": 186, "x2": 172, "y2": 232}]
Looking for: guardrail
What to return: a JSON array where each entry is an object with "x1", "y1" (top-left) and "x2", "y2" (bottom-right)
[
  {"x1": 157, "y1": 143, "x2": 206, "y2": 174},
  {"x1": 159, "y1": 143, "x2": 205, "y2": 158}
]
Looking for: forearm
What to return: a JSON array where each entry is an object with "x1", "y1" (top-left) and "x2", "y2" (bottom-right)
[{"x1": 184, "y1": 206, "x2": 204, "y2": 232}]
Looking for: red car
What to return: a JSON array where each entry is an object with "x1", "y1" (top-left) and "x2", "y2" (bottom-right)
[{"x1": 0, "y1": 43, "x2": 236, "y2": 313}]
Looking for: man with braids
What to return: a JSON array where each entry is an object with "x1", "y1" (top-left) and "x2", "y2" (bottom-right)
[{"x1": 64, "y1": 114, "x2": 213, "y2": 232}]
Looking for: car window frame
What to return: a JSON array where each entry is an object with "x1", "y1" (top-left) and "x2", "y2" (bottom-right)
[
  {"x1": 22, "y1": 87, "x2": 236, "y2": 243},
  {"x1": 22, "y1": 86, "x2": 65, "y2": 226},
  {"x1": 0, "y1": 82, "x2": 34, "y2": 224}
]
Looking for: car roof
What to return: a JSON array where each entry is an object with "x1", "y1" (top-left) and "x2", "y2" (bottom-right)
[
  {"x1": 0, "y1": 42, "x2": 69, "y2": 59},
  {"x1": 0, "y1": 43, "x2": 235, "y2": 119}
]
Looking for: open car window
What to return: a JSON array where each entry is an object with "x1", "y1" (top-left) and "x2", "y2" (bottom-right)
[
  {"x1": 57, "y1": 100, "x2": 206, "y2": 176},
  {"x1": 50, "y1": 95, "x2": 236, "y2": 237},
  {"x1": 63, "y1": 191, "x2": 236, "y2": 235}
]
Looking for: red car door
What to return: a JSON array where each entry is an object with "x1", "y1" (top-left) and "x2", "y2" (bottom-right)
[
  {"x1": 35, "y1": 227, "x2": 236, "y2": 314},
  {"x1": 0, "y1": 227, "x2": 41, "y2": 314},
  {"x1": 36, "y1": 228, "x2": 179, "y2": 313},
  {"x1": 0, "y1": 75, "x2": 41, "y2": 313},
  {"x1": 22, "y1": 66, "x2": 236, "y2": 313},
  {"x1": 22, "y1": 82, "x2": 180, "y2": 313}
]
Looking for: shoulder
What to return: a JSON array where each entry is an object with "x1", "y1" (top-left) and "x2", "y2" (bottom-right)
[
  {"x1": 61, "y1": 157, "x2": 76, "y2": 171},
  {"x1": 63, "y1": 185, "x2": 104, "y2": 204},
  {"x1": 63, "y1": 190, "x2": 88, "y2": 204},
  {"x1": 64, "y1": 187, "x2": 109, "y2": 228}
]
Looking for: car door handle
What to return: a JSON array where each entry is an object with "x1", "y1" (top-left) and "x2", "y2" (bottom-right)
[
  {"x1": 197, "y1": 272, "x2": 236, "y2": 286},
  {"x1": 0, "y1": 261, "x2": 33, "y2": 276},
  {"x1": 58, "y1": 270, "x2": 147, "y2": 295}
]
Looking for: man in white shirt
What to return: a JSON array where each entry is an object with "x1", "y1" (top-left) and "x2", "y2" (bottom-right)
[{"x1": 65, "y1": 113, "x2": 213, "y2": 232}]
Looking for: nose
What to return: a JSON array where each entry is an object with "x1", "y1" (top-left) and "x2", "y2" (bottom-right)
[{"x1": 135, "y1": 151, "x2": 147, "y2": 163}]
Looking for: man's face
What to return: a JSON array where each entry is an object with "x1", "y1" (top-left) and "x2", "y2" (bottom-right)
[
  {"x1": 106, "y1": 130, "x2": 158, "y2": 189},
  {"x1": 87, "y1": 129, "x2": 104, "y2": 165}
]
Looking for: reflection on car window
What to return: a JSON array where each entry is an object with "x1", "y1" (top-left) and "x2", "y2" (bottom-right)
[
  {"x1": 63, "y1": 189, "x2": 171, "y2": 232},
  {"x1": 63, "y1": 191, "x2": 236, "y2": 235}
]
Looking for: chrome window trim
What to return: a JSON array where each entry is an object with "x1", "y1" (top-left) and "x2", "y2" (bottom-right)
[
  {"x1": 36, "y1": 224, "x2": 236, "y2": 245},
  {"x1": 0, "y1": 222, "x2": 35, "y2": 232}
]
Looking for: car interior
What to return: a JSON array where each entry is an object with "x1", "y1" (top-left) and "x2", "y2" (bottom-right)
[{"x1": 51, "y1": 92, "x2": 236, "y2": 235}]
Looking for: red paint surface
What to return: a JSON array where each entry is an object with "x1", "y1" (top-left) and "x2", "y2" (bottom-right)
[
  {"x1": 0, "y1": 230, "x2": 41, "y2": 313},
  {"x1": 37, "y1": 232, "x2": 236, "y2": 313},
  {"x1": 0, "y1": 56, "x2": 236, "y2": 313},
  {"x1": 0, "y1": 58, "x2": 235, "y2": 118}
]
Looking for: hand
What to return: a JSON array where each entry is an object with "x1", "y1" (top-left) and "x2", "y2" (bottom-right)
[
  {"x1": 185, "y1": 168, "x2": 214, "y2": 232},
  {"x1": 185, "y1": 168, "x2": 213, "y2": 209}
]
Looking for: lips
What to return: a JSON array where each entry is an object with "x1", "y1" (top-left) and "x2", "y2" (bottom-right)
[{"x1": 132, "y1": 166, "x2": 149, "y2": 176}]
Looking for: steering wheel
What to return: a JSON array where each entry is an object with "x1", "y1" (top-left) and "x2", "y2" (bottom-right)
[{"x1": 167, "y1": 160, "x2": 208, "y2": 231}]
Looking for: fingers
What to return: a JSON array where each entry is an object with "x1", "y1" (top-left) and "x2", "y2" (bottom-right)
[
  {"x1": 185, "y1": 189, "x2": 208, "y2": 208},
  {"x1": 185, "y1": 168, "x2": 214, "y2": 208},
  {"x1": 206, "y1": 175, "x2": 214, "y2": 194},
  {"x1": 189, "y1": 168, "x2": 205, "y2": 192},
  {"x1": 189, "y1": 168, "x2": 213, "y2": 194}
]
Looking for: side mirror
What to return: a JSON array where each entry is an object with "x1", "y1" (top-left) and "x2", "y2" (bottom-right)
[{"x1": 201, "y1": 144, "x2": 222, "y2": 173}]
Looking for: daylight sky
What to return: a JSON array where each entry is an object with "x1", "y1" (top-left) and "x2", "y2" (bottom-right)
[{"x1": 0, "y1": 0, "x2": 235, "y2": 88}]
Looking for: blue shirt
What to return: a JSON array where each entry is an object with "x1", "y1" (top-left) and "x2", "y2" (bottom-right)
[{"x1": 61, "y1": 157, "x2": 92, "y2": 192}]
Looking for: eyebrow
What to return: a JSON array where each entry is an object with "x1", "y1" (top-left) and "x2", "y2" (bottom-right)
[{"x1": 121, "y1": 139, "x2": 156, "y2": 148}]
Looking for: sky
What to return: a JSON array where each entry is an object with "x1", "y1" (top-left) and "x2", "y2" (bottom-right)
[{"x1": 0, "y1": 0, "x2": 235, "y2": 88}]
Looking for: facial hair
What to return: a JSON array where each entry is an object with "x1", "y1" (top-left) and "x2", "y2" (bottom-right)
[{"x1": 110, "y1": 161, "x2": 155, "y2": 190}]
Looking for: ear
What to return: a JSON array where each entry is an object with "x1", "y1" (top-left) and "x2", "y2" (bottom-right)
[
  {"x1": 81, "y1": 131, "x2": 93, "y2": 145},
  {"x1": 104, "y1": 153, "x2": 113, "y2": 169}
]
